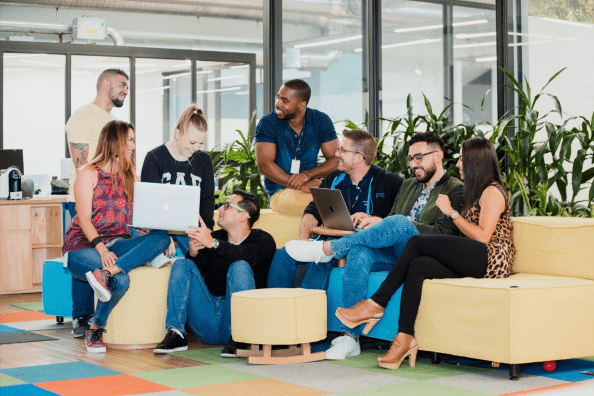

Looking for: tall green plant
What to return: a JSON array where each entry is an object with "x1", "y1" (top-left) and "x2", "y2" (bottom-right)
[
  {"x1": 213, "y1": 109, "x2": 269, "y2": 208},
  {"x1": 492, "y1": 67, "x2": 594, "y2": 217}
]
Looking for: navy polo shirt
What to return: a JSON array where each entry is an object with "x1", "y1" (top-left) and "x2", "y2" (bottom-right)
[{"x1": 255, "y1": 107, "x2": 337, "y2": 197}]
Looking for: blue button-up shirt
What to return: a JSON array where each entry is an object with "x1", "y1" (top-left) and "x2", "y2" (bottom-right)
[{"x1": 255, "y1": 107, "x2": 337, "y2": 197}]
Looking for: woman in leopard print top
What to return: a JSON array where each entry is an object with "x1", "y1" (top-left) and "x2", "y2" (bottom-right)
[{"x1": 334, "y1": 136, "x2": 514, "y2": 371}]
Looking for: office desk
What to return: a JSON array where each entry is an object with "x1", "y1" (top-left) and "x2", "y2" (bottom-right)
[{"x1": 0, "y1": 196, "x2": 66, "y2": 294}]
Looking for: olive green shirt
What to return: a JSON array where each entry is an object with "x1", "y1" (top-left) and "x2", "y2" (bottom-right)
[{"x1": 389, "y1": 172, "x2": 464, "y2": 235}]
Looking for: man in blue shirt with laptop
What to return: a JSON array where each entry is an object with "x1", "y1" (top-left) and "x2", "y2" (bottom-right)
[{"x1": 255, "y1": 79, "x2": 339, "y2": 216}]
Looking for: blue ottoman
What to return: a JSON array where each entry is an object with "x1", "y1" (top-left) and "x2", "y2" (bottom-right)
[
  {"x1": 42, "y1": 257, "x2": 73, "y2": 323},
  {"x1": 326, "y1": 268, "x2": 403, "y2": 341}
]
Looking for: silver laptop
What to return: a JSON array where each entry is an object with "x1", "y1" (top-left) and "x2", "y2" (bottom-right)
[
  {"x1": 310, "y1": 187, "x2": 358, "y2": 232},
  {"x1": 131, "y1": 182, "x2": 201, "y2": 233}
]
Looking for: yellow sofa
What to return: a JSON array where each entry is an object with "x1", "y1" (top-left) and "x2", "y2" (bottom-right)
[{"x1": 415, "y1": 216, "x2": 594, "y2": 379}]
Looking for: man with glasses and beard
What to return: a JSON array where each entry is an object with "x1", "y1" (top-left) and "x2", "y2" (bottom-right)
[
  {"x1": 283, "y1": 132, "x2": 465, "y2": 360},
  {"x1": 153, "y1": 190, "x2": 276, "y2": 358},
  {"x1": 65, "y1": 68, "x2": 129, "y2": 339},
  {"x1": 256, "y1": 79, "x2": 339, "y2": 216}
]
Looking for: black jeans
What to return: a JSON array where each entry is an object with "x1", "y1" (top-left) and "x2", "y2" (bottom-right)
[{"x1": 370, "y1": 234, "x2": 489, "y2": 336}]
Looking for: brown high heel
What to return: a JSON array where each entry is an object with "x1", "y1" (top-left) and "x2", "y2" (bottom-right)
[
  {"x1": 335, "y1": 300, "x2": 384, "y2": 335},
  {"x1": 377, "y1": 333, "x2": 418, "y2": 370}
]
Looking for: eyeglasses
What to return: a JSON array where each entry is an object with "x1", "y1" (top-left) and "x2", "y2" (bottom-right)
[
  {"x1": 337, "y1": 146, "x2": 365, "y2": 159},
  {"x1": 405, "y1": 150, "x2": 437, "y2": 164},
  {"x1": 222, "y1": 202, "x2": 251, "y2": 218}
]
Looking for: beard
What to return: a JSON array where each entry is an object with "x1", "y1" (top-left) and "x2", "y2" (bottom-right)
[
  {"x1": 111, "y1": 97, "x2": 124, "y2": 108},
  {"x1": 414, "y1": 163, "x2": 437, "y2": 184},
  {"x1": 275, "y1": 108, "x2": 295, "y2": 120}
]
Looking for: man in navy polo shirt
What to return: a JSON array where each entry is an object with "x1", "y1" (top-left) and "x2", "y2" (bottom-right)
[{"x1": 255, "y1": 79, "x2": 339, "y2": 216}]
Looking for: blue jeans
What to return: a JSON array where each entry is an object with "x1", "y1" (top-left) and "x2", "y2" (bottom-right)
[
  {"x1": 267, "y1": 246, "x2": 338, "y2": 291},
  {"x1": 165, "y1": 259, "x2": 256, "y2": 345},
  {"x1": 67, "y1": 231, "x2": 170, "y2": 328},
  {"x1": 329, "y1": 215, "x2": 419, "y2": 337},
  {"x1": 67, "y1": 202, "x2": 94, "y2": 319}
]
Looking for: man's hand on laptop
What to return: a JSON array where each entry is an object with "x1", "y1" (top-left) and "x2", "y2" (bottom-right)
[
  {"x1": 351, "y1": 212, "x2": 382, "y2": 229},
  {"x1": 186, "y1": 216, "x2": 214, "y2": 256}
]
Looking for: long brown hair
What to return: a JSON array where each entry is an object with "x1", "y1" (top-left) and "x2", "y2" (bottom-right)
[
  {"x1": 461, "y1": 136, "x2": 505, "y2": 215},
  {"x1": 174, "y1": 104, "x2": 208, "y2": 137},
  {"x1": 88, "y1": 120, "x2": 136, "y2": 202}
]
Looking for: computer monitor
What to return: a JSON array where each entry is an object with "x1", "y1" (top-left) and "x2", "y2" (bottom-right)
[{"x1": 0, "y1": 149, "x2": 24, "y2": 174}]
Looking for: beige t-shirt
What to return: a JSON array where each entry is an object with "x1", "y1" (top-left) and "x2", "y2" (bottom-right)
[{"x1": 65, "y1": 102, "x2": 115, "y2": 202}]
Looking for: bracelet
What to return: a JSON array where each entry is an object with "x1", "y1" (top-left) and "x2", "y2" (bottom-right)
[
  {"x1": 303, "y1": 170, "x2": 312, "y2": 181},
  {"x1": 90, "y1": 237, "x2": 102, "y2": 248}
]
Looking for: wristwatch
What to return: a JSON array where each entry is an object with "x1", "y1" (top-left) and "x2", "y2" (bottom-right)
[
  {"x1": 450, "y1": 210, "x2": 460, "y2": 220},
  {"x1": 210, "y1": 238, "x2": 220, "y2": 249}
]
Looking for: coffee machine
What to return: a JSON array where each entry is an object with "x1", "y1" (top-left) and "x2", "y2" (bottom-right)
[{"x1": 0, "y1": 166, "x2": 23, "y2": 200}]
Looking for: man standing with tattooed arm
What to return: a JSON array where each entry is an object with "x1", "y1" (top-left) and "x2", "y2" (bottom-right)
[{"x1": 65, "y1": 68, "x2": 129, "y2": 339}]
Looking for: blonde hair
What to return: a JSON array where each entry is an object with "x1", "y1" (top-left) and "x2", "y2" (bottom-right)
[
  {"x1": 88, "y1": 120, "x2": 136, "y2": 202},
  {"x1": 174, "y1": 104, "x2": 208, "y2": 137}
]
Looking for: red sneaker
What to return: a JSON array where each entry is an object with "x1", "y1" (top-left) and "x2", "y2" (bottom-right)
[
  {"x1": 85, "y1": 269, "x2": 112, "y2": 302},
  {"x1": 85, "y1": 328, "x2": 107, "y2": 353}
]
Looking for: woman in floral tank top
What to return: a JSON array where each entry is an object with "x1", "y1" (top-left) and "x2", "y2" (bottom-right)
[
  {"x1": 64, "y1": 120, "x2": 170, "y2": 353},
  {"x1": 334, "y1": 136, "x2": 514, "y2": 371}
]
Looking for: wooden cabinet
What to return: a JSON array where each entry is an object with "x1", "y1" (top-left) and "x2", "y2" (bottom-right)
[{"x1": 0, "y1": 197, "x2": 66, "y2": 294}]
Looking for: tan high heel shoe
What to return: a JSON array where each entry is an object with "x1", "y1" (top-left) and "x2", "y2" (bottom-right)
[
  {"x1": 377, "y1": 333, "x2": 418, "y2": 370},
  {"x1": 335, "y1": 300, "x2": 384, "y2": 335}
]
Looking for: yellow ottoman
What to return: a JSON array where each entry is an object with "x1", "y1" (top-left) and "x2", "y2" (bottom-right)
[
  {"x1": 102, "y1": 264, "x2": 171, "y2": 349},
  {"x1": 231, "y1": 288, "x2": 327, "y2": 364}
]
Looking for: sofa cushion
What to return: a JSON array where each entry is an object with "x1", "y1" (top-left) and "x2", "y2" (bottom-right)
[
  {"x1": 512, "y1": 216, "x2": 594, "y2": 280},
  {"x1": 415, "y1": 273, "x2": 594, "y2": 364}
]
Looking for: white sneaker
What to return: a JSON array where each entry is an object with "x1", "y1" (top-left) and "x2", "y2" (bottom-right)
[
  {"x1": 149, "y1": 253, "x2": 173, "y2": 269},
  {"x1": 325, "y1": 335, "x2": 361, "y2": 360},
  {"x1": 285, "y1": 240, "x2": 333, "y2": 264}
]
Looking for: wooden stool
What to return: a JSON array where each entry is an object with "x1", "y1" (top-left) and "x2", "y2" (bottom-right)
[
  {"x1": 231, "y1": 288, "x2": 327, "y2": 364},
  {"x1": 312, "y1": 226, "x2": 354, "y2": 268}
]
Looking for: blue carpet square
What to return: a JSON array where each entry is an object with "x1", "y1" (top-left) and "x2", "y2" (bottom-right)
[
  {"x1": 0, "y1": 384, "x2": 59, "y2": 395},
  {"x1": 519, "y1": 358, "x2": 594, "y2": 382},
  {"x1": 0, "y1": 361, "x2": 120, "y2": 383},
  {"x1": 0, "y1": 325, "x2": 23, "y2": 334}
]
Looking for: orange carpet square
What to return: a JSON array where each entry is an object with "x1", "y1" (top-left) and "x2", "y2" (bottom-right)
[
  {"x1": 0, "y1": 312, "x2": 55, "y2": 323},
  {"x1": 36, "y1": 374, "x2": 173, "y2": 396},
  {"x1": 182, "y1": 378, "x2": 331, "y2": 396}
]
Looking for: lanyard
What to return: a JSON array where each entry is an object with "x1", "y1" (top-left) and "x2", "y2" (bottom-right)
[
  {"x1": 346, "y1": 176, "x2": 370, "y2": 213},
  {"x1": 292, "y1": 124, "x2": 306, "y2": 160}
]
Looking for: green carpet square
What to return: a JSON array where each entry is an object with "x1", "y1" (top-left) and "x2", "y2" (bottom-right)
[
  {"x1": 328, "y1": 351, "x2": 488, "y2": 381},
  {"x1": 10, "y1": 302, "x2": 44, "y2": 312},
  {"x1": 581, "y1": 356, "x2": 594, "y2": 362},
  {"x1": 132, "y1": 365, "x2": 262, "y2": 388},
  {"x1": 170, "y1": 347, "x2": 244, "y2": 364},
  {"x1": 338, "y1": 380, "x2": 491, "y2": 396},
  {"x1": 0, "y1": 373, "x2": 26, "y2": 387}
]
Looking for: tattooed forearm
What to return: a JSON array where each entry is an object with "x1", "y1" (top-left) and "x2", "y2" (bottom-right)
[{"x1": 70, "y1": 143, "x2": 89, "y2": 169}]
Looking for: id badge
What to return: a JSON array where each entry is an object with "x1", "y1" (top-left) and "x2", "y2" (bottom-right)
[{"x1": 290, "y1": 159, "x2": 301, "y2": 174}]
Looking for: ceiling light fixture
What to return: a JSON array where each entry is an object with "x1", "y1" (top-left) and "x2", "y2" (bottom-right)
[
  {"x1": 207, "y1": 75, "x2": 244, "y2": 82},
  {"x1": 162, "y1": 72, "x2": 191, "y2": 80},
  {"x1": 230, "y1": 64, "x2": 249, "y2": 69},
  {"x1": 453, "y1": 41, "x2": 496, "y2": 49},
  {"x1": 196, "y1": 86, "x2": 241, "y2": 95},
  {"x1": 21, "y1": 59, "x2": 62, "y2": 67},
  {"x1": 294, "y1": 35, "x2": 362, "y2": 49},
  {"x1": 393, "y1": 19, "x2": 488, "y2": 34},
  {"x1": 475, "y1": 56, "x2": 497, "y2": 63},
  {"x1": 455, "y1": 32, "x2": 496, "y2": 39}
]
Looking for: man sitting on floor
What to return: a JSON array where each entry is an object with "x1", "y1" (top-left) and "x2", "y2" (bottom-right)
[
  {"x1": 153, "y1": 190, "x2": 276, "y2": 357},
  {"x1": 267, "y1": 129, "x2": 403, "y2": 291}
]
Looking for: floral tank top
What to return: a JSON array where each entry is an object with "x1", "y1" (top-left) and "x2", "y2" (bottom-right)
[
  {"x1": 463, "y1": 183, "x2": 515, "y2": 278},
  {"x1": 62, "y1": 169, "x2": 133, "y2": 254}
]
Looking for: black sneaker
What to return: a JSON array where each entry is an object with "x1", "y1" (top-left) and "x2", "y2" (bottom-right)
[
  {"x1": 72, "y1": 315, "x2": 90, "y2": 338},
  {"x1": 153, "y1": 330, "x2": 188, "y2": 354},
  {"x1": 220, "y1": 338, "x2": 249, "y2": 358}
]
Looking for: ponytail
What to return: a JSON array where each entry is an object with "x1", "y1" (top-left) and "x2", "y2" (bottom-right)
[{"x1": 174, "y1": 104, "x2": 208, "y2": 137}]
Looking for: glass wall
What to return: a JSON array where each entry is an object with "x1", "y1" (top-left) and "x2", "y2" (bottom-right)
[
  {"x1": 135, "y1": 58, "x2": 192, "y2": 170},
  {"x1": 283, "y1": 0, "x2": 364, "y2": 130},
  {"x1": 195, "y1": 61, "x2": 250, "y2": 151},
  {"x1": 381, "y1": 1, "x2": 497, "y2": 132},
  {"x1": 3, "y1": 53, "x2": 65, "y2": 177}
]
